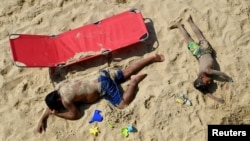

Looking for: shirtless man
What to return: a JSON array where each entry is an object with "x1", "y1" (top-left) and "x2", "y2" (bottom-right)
[
  {"x1": 170, "y1": 16, "x2": 233, "y2": 103},
  {"x1": 37, "y1": 53, "x2": 165, "y2": 133}
]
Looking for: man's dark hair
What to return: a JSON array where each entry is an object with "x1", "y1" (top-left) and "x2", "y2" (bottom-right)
[
  {"x1": 45, "y1": 90, "x2": 65, "y2": 111},
  {"x1": 193, "y1": 78, "x2": 210, "y2": 94}
]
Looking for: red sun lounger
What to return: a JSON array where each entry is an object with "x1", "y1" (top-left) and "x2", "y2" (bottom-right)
[{"x1": 9, "y1": 8, "x2": 149, "y2": 68}]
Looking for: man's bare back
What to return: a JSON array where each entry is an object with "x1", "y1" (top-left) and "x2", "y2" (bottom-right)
[{"x1": 57, "y1": 79, "x2": 100, "y2": 104}]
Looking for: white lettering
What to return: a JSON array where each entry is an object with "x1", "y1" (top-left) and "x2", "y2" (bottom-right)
[
  {"x1": 218, "y1": 130, "x2": 224, "y2": 136},
  {"x1": 211, "y1": 129, "x2": 247, "y2": 136},
  {"x1": 241, "y1": 131, "x2": 247, "y2": 136},
  {"x1": 212, "y1": 129, "x2": 218, "y2": 136}
]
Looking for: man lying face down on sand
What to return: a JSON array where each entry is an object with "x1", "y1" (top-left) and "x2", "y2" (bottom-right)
[
  {"x1": 170, "y1": 15, "x2": 233, "y2": 104},
  {"x1": 37, "y1": 53, "x2": 165, "y2": 133}
]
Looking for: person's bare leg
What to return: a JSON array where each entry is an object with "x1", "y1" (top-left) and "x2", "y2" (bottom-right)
[
  {"x1": 122, "y1": 54, "x2": 165, "y2": 80},
  {"x1": 117, "y1": 74, "x2": 147, "y2": 109},
  {"x1": 169, "y1": 20, "x2": 194, "y2": 43},
  {"x1": 187, "y1": 15, "x2": 206, "y2": 41}
]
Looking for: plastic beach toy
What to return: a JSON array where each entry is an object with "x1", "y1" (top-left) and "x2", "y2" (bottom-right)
[
  {"x1": 127, "y1": 125, "x2": 134, "y2": 132},
  {"x1": 121, "y1": 125, "x2": 135, "y2": 137},
  {"x1": 89, "y1": 109, "x2": 103, "y2": 123},
  {"x1": 121, "y1": 127, "x2": 129, "y2": 138},
  {"x1": 89, "y1": 126, "x2": 100, "y2": 136},
  {"x1": 176, "y1": 93, "x2": 192, "y2": 106}
]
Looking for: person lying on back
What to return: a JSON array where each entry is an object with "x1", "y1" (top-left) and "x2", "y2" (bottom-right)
[{"x1": 170, "y1": 15, "x2": 233, "y2": 103}]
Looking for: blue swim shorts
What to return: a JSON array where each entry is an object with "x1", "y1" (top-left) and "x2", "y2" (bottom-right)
[{"x1": 98, "y1": 69, "x2": 124, "y2": 106}]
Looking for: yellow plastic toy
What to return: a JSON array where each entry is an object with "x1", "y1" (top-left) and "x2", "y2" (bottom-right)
[{"x1": 89, "y1": 126, "x2": 100, "y2": 136}]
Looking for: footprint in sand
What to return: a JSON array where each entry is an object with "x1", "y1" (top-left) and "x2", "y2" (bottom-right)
[{"x1": 144, "y1": 96, "x2": 155, "y2": 109}]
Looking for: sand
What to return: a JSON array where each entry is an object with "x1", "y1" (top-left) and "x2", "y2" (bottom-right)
[{"x1": 0, "y1": 0, "x2": 250, "y2": 141}]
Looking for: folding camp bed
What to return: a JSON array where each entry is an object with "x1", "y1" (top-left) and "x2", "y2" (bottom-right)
[{"x1": 9, "y1": 8, "x2": 149, "y2": 68}]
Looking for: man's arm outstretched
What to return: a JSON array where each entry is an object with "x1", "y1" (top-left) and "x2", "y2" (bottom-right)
[
  {"x1": 37, "y1": 108, "x2": 51, "y2": 133},
  {"x1": 37, "y1": 101, "x2": 80, "y2": 134}
]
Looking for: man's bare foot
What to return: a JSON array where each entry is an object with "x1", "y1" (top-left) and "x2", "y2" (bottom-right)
[
  {"x1": 169, "y1": 17, "x2": 182, "y2": 29},
  {"x1": 130, "y1": 74, "x2": 147, "y2": 84},
  {"x1": 153, "y1": 54, "x2": 165, "y2": 62}
]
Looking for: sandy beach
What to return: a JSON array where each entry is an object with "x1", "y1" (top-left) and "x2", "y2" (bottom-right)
[{"x1": 0, "y1": 0, "x2": 250, "y2": 141}]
